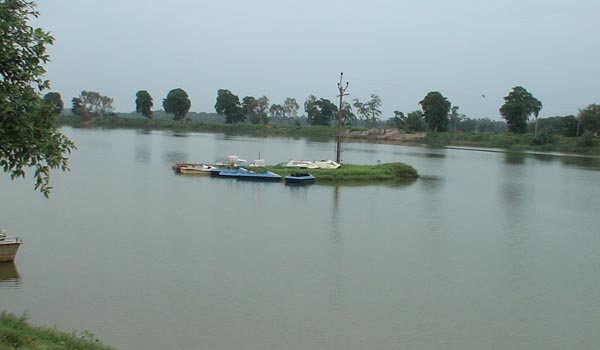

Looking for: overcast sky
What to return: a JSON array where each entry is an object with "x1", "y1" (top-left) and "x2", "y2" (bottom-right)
[{"x1": 34, "y1": 0, "x2": 599, "y2": 120}]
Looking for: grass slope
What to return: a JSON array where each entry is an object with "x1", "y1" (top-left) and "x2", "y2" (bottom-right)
[{"x1": 0, "y1": 312, "x2": 112, "y2": 350}]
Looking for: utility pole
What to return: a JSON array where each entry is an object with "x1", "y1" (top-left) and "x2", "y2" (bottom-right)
[{"x1": 336, "y1": 72, "x2": 349, "y2": 164}]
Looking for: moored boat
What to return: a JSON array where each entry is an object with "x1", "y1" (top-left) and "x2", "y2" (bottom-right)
[
  {"x1": 178, "y1": 164, "x2": 218, "y2": 174},
  {"x1": 0, "y1": 229, "x2": 23, "y2": 263},
  {"x1": 285, "y1": 172, "x2": 316, "y2": 184},
  {"x1": 216, "y1": 167, "x2": 282, "y2": 182}
]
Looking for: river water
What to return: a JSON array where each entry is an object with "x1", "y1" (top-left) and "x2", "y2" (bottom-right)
[{"x1": 1, "y1": 127, "x2": 600, "y2": 350}]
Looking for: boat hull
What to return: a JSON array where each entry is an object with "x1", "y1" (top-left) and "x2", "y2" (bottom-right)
[
  {"x1": 0, "y1": 239, "x2": 22, "y2": 262},
  {"x1": 216, "y1": 168, "x2": 282, "y2": 182},
  {"x1": 285, "y1": 173, "x2": 316, "y2": 184}
]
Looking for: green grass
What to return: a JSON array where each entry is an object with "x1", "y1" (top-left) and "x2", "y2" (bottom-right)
[
  {"x1": 56, "y1": 115, "x2": 336, "y2": 138},
  {"x1": 0, "y1": 312, "x2": 112, "y2": 350},
  {"x1": 265, "y1": 162, "x2": 418, "y2": 183},
  {"x1": 422, "y1": 132, "x2": 600, "y2": 155}
]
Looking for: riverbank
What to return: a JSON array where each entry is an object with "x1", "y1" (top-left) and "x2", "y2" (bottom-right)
[
  {"x1": 0, "y1": 312, "x2": 112, "y2": 350},
  {"x1": 56, "y1": 115, "x2": 600, "y2": 155}
]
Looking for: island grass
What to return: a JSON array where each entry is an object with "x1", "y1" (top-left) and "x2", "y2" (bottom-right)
[
  {"x1": 0, "y1": 312, "x2": 112, "y2": 350},
  {"x1": 264, "y1": 162, "x2": 418, "y2": 182}
]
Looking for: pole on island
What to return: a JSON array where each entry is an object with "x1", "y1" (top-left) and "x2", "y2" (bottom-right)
[{"x1": 336, "y1": 72, "x2": 349, "y2": 164}]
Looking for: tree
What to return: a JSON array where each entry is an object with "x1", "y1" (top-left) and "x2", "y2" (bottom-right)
[
  {"x1": 577, "y1": 104, "x2": 600, "y2": 135},
  {"x1": 499, "y1": 86, "x2": 542, "y2": 134},
  {"x1": 43, "y1": 92, "x2": 63, "y2": 114},
  {"x1": 242, "y1": 96, "x2": 259, "y2": 124},
  {"x1": 419, "y1": 91, "x2": 451, "y2": 132},
  {"x1": 450, "y1": 105, "x2": 464, "y2": 132},
  {"x1": 341, "y1": 101, "x2": 356, "y2": 126},
  {"x1": 269, "y1": 104, "x2": 285, "y2": 118},
  {"x1": 283, "y1": 98, "x2": 299, "y2": 118},
  {"x1": 0, "y1": 0, "x2": 75, "y2": 197},
  {"x1": 256, "y1": 96, "x2": 269, "y2": 124},
  {"x1": 353, "y1": 94, "x2": 382, "y2": 127},
  {"x1": 163, "y1": 88, "x2": 191, "y2": 121},
  {"x1": 393, "y1": 110, "x2": 427, "y2": 132},
  {"x1": 306, "y1": 98, "x2": 337, "y2": 126},
  {"x1": 215, "y1": 89, "x2": 244, "y2": 123},
  {"x1": 135, "y1": 90, "x2": 153, "y2": 118},
  {"x1": 72, "y1": 90, "x2": 114, "y2": 117}
]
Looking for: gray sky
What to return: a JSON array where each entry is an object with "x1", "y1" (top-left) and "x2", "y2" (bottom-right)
[{"x1": 34, "y1": 0, "x2": 599, "y2": 120}]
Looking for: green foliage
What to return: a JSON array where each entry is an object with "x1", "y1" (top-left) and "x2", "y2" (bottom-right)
[
  {"x1": 419, "y1": 91, "x2": 451, "y2": 132},
  {"x1": 530, "y1": 127, "x2": 557, "y2": 146},
  {"x1": 135, "y1": 90, "x2": 153, "y2": 118},
  {"x1": 163, "y1": 88, "x2": 191, "y2": 121},
  {"x1": 305, "y1": 96, "x2": 337, "y2": 126},
  {"x1": 72, "y1": 90, "x2": 114, "y2": 117},
  {"x1": 531, "y1": 115, "x2": 578, "y2": 137},
  {"x1": 341, "y1": 101, "x2": 356, "y2": 126},
  {"x1": 242, "y1": 95, "x2": 269, "y2": 125},
  {"x1": 42, "y1": 92, "x2": 63, "y2": 114},
  {"x1": 578, "y1": 104, "x2": 600, "y2": 133},
  {"x1": 215, "y1": 89, "x2": 244, "y2": 123},
  {"x1": 499, "y1": 86, "x2": 542, "y2": 134},
  {"x1": 578, "y1": 131, "x2": 596, "y2": 147},
  {"x1": 353, "y1": 94, "x2": 382, "y2": 127},
  {"x1": 283, "y1": 97, "x2": 299, "y2": 117},
  {"x1": 0, "y1": 311, "x2": 112, "y2": 350},
  {"x1": 269, "y1": 103, "x2": 285, "y2": 118},
  {"x1": 0, "y1": 0, "x2": 75, "y2": 197},
  {"x1": 393, "y1": 110, "x2": 427, "y2": 132}
]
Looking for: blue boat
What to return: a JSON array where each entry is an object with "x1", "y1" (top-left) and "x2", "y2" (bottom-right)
[
  {"x1": 216, "y1": 167, "x2": 282, "y2": 182},
  {"x1": 285, "y1": 172, "x2": 316, "y2": 184}
]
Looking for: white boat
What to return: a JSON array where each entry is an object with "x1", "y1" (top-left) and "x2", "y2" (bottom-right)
[
  {"x1": 0, "y1": 228, "x2": 23, "y2": 263},
  {"x1": 314, "y1": 160, "x2": 341, "y2": 169},
  {"x1": 179, "y1": 164, "x2": 219, "y2": 174},
  {"x1": 284, "y1": 160, "x2": 319, "y2": 169}
]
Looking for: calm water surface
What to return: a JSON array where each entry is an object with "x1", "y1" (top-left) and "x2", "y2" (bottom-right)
[{"x1": 1, "y1": 127, "x2": 600, "y2": 350}]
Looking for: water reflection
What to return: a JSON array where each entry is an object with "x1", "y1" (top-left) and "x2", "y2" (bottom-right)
[
  {"x1": 504, "y1": 152, "x2": 526, "y2": 165},
  {"x1": 165, "y1": 151, "x2": 188, "y2": 164},
  {"x1": 0, "y1": 262, "x2": 21, "y2": 288}
]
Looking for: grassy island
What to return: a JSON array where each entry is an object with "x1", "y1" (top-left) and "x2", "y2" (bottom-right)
[
  {"x1": 265, "y1": 162, "x2": 419, "y2": 182},
  {"x1": 0, "y1": 312, "x2": 112, "y2": 350}
]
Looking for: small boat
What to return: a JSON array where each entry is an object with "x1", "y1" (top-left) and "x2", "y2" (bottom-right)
[
  {"x1": 178, "y1": 164, "x2": 218, "y2": 174},
  {"x1": 284, "y1": 160, "x2": 319, "y2": 169},
  {"x1": 216, "y1": 167, "x2": 282, "y2": 182},
  {"x1": 314, "y1": 160, "x2": 341, "y2": 169},
  {"x1": 0, "y1": 228, "x2": 23, "y2": 263},
  {"x1": 285, "y1": 172, "x2": 316, "y2": 184}
]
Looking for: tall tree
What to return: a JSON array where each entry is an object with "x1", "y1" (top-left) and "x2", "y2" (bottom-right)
[
  {"x1": 42, "y1": 92, "x2": 64, "y2": 114},
  {"x1": 341, "y1": 101, "x2": 356, "y2": 126},
  {"x1": 283, "y1": 97, "x2": 299, "y2": 118},
  {"x1": 215, "y1": 89, "x2": 244, "y2": 123},
  {"x1": 577, "y1": 104, "x2": 600, "y2": 135},
  {"x1": 73, "y1": 90, "x2": 114, "y2": 117},
  {"x1": 135, "y1": 90, "x2": 153, "y2": 118},
  {"x1": 306, "y1": 98, "x2": 337, "y2": 126},
  {"x1": 269, "y1": 103, "x2": 285, "y2": 118},
  {"x1": 0, "y1": 0, "x2": 75, "y2": 196},
  {"x1": 163, "y1": 88, "x2": 191, "y2": 121},
  {"x1": 256, "y1": 96, "x2": 270, "y2": 124},
  {"x1": 499, "y1": 86, "x2": 542, "y2": 134},
  {"x1": 352, "y1": 94, "x2": 381, "y2": 127},
  {"x1": 393, "y1": 110, "x2": 427, "y2": 132},
  {"x1": 419, "y1": 91, "x2": 451, "y2": 132},
  {"x1": 242, "y1": 96, "x2": 259, "y2": 124}
]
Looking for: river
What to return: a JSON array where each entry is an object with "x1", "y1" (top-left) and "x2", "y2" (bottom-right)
[{"x1": 1, "y1": 127, "x2": 600, "y2": 350}]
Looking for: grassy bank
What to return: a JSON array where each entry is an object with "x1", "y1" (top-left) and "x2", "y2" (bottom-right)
[
  {"x1": 0, "y1": 312, "x2": 112, "y2": 350},
  {"x1": 422, "y1": 132, "x2": 600, "y2": 155},
  {"x1": 57, "y1": 115, "x2": 336, "y2": 138},
  {"x1": 264, "y1": 162, "x2": 419, "y2": 182}
]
